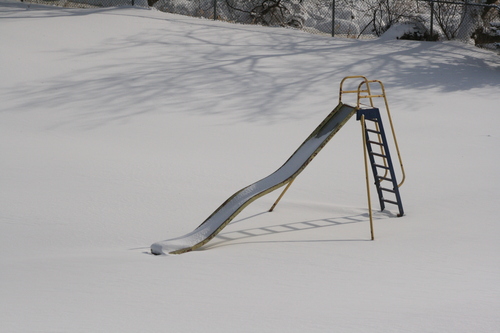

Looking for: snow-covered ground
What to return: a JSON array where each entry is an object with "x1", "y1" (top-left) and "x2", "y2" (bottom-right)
[{"x1": 1, "y1": 1, "x2": 499, "y2": 331}]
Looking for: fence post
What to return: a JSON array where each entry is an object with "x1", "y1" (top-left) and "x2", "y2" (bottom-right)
[
  {"x1": 331, "y1": 0, "x2": 335, "y2": 37},
  {"x1": 213, "y1": 0, "x2": 217, "y2": 21},
  {"x1": 430, "y1": 0, "x2": 434, "y2": 38}
]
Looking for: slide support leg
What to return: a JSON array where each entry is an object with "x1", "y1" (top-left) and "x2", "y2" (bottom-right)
[
  {"x1": 361, "y1": 114, "x2": 375, "y2": 240},
  {"x1": 269, "y1": 179, "x2": 295, "y2": 212}
]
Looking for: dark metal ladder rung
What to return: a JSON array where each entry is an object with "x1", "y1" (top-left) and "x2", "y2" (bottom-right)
[
  {"x1": 383, "y1": 199, "x2": 399, "y2": 205},
  {"x1": 374, "y1": 164, "x2": 390, "y2": 170},
  {"x1": 366, "y1": 129, "x2": 381, "y2": 134},
  {"x1": 370, "y1": 151, "x2": 387, "y2": 158}
]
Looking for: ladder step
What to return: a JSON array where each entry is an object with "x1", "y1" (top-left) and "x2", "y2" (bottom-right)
[
  {"x1": 368, "y1": 140, "x2": 384, "y2": 146},
  {"x1": 377, "y1": 176, "x2": 393, "y2": 181},
  {"x1": 380, "y1": 187, "x2": 395, "y2": 193},
  {"x1": 374, "y1": 164, "x2": 390, "y2": 170},
  {"x1": 366, "y1": 129, "x2": 381, "y2": 134},
  {"x1": 370, "y1": 151, "x2": 386, "y2": 158},
  {"x1": 365, "y1": 118, "x2": 379, "y2": 122},
  {"x1": 383, "y1": 199, "x2": 399, "y2": 205}
]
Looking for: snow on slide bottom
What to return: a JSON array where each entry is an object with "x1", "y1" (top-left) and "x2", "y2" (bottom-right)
[{"x1": 151, "y1": 103, "x2": 357, "y2": 255}]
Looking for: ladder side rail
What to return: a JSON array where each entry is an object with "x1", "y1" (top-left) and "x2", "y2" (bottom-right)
[{"x1": 371, "y1": 112, "x2": 405, "y2": 216}]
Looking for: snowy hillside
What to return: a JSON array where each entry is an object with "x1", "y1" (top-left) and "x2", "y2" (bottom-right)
[{"x1": 1, "y1": 1, "x2": 499, "y2": 332}]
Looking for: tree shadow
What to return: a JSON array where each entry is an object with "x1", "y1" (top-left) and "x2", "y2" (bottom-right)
[
  {"x1": 4, "y1": 5, "x2": 499, "y2": 129},
  {"x1": 0, "y1": 0, "x2": 138, "y2": 18}
]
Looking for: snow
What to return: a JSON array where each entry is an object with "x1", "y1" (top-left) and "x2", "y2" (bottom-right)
[{"x1": 1, "y1": 0, "x2": 500, "y2": 332}]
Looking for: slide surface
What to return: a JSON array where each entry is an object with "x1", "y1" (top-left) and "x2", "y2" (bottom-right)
[{"x1": 151, "y1": 103, "x2": 357, "y2": 254}]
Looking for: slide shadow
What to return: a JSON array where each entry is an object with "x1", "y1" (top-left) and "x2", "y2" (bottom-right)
[{"x1": 202, "y1": 210, "x2": 393, "y2": 251}]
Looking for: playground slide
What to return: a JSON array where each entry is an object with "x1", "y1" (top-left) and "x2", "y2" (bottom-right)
[{"x1": 151, "y1": 102, "x2": 358, "y2": 255}]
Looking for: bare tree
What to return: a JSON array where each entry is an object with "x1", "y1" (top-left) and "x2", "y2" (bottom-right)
[
  {"x1": 224, "y1": 0, "x2": 303, "y2": 26},
  {"x1": 341, "y1": 0, "x2": 419, "y2": 36}
]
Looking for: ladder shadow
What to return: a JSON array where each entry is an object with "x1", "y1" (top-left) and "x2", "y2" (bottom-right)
[{"x1": 203, "y1": 210, "x2": 393, "y2": 251}]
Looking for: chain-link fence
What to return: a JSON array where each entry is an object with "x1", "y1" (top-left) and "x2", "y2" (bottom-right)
[
  {"x1": 20, "y1": 0, "x2": 500, "y2": 50},
  {"x1": 418, "y1": 1, "x2": 500, "y2": 49}
]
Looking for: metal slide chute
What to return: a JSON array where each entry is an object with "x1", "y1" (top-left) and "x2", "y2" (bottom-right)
[{"x1": 151, "y1": 103, "x2": 358, "y2": 255}]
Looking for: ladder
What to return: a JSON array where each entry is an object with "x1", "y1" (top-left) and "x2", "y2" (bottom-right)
[
  {"x1": 357, "y1": 107, "x2": 404, "y2": 217},
  {"x1": 340, "y1": 76, "x2": 405, "y2": 220}
]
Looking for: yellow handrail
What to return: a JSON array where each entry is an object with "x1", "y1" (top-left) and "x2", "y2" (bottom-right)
[{"x1": 339, "y1": 75, "x2": 369, "y2": 105}]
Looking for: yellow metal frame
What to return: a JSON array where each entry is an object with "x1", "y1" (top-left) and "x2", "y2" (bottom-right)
[{"x1": 338, "y1": 76, "x2": 405, "y2": 239}]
